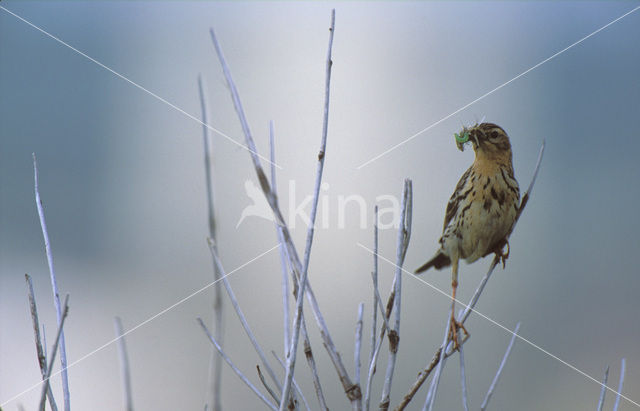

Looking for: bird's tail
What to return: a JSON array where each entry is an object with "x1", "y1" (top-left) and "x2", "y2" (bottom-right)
[{"x1": 415, "y1": 251, "x2": 451, "y2": 274}]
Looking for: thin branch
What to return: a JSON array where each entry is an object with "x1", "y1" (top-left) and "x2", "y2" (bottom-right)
[
  {"x1": 272, "y1": 352, "x2": 311, "y2": 411},
  {"x1": 39, "y1": 295, "x2": 70, "y2": 411},
  {"x1": 355, "y1": 303, "x2": 364, "y2": 387},
  {"x1": 257, "y1": 366, "x2": 281, "y2": 406},
  {"x1": 596, "y1": 366, "x2": 609, "y2": 411},
  {"x1": 114, "y1": 317, "x2": 134, "y2": 411},
  {"x1": 281, "y1": 10, "x2": 338, "y2": 410},
  {"x1": 613, "y1": 358, "x2": 626, "y2": 411},
  {"x1": 33, "y1": 153, "x2": 70, "y2": 411},
  {"x1": 25, "y1": 274, "x2": 58, "y2": 411},
  {"x1": 197, "y1": 319, "x2": 278, "y2": 411},
  {"x1": 380, "y1": 180, "x2": 413, "y2": 411},
  {"x1": 481, "y1": 322, "x2": 521, "y2": 410},
  {"x1": 395, "y1": 140, "x2": 545, "y2": 411},
  {"x1": 206, "y1": 240, "x2": 282, "y2": 394},
  {"x1": 210, "y1": 10, "x2": 359, "y2": 407},
  {"x1": 270, "y1": 122, "x2": 323, "y2": 410},
  {"x1": 424, "y1": 305, "x2": 453, "y2": 411},
  {"x1": 458, "y1": 331, "x2": 469, "y2": 411},
  {"x1": 369, "y1": 205, "x2": 379, "y2": 373},
  {"x1": 270, "y1": 121, "x2": 291, "y2": 357},
  {"x1": 198, "y1": 74, "x2": 224, "y2": 411}
]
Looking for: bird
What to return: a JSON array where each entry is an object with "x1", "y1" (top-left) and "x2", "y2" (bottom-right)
[{"x1": 415, "y1": 122, "x2": 520, "y2": 348}]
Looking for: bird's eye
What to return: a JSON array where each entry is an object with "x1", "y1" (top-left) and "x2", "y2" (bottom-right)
[{"x1": 490, "y1": 131, "x2": 499, "y2": 139}]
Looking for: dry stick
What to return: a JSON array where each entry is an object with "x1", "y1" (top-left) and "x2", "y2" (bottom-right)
[
  {"x1": 596, "y1": 366, "x2": 610, "y2": 411},
  {"x1": 210, "y1": 13, "x2": 359, "y2": 407},
  {"x1": 379, "y1": 180, "x2": 413, "y2": 411},
  {"x1": 480, "y1": 322, "x2": 521, "y2": 410},
  {"x1": 270, "y1": 122, "x2": 324, "y2": 411},
  {"x1": 424, "y1": 305, "x2": 454, "y2": 411},
  {"x1": 38, "y1": 295, "x2": 70, "y2": 411},
  {"x1": 270, "y1": 122, "x2": 291, "y2": 357},
  {"x1": 272, "y1": 352, "x2": 311, "y2": 411},
  {"x1": 458, "y1": 338, "x2": 470, "y2": 411},
  {"x1": 395, "y1": 140, "x2": 545, "y2": 411},
  {"x1": 198, "y1": 74, "x2": 224, "y2": 411},
  {"x1": 613, "y1": 358, "x2": 626, "y2": 411},
  {"x1": 370, "y1": 206, "x2": 379, "y2": 368},
  {"x1": 364, "y1": 272, "x2": 394, "y2": 411},
  {"x1": 197, "y1": 319, "x2": 278, "y2": 411},
  {"x1": 114, "y1": 317, "x2": 134, "y2": 411},
  {"x1": 257, "y1": 366, "x2": 281, "y2": 405},
  {"x1": 33, "y1": 153, "x2": 70, "y2": 411},
  {"x1": 280, "y1": 10, "x2": 338, "y2": 411},
  {"x1": 355, "y1": 303, "x2": 365, "y2": 387},
  {"x1": 206, "y1": 240, "x2": 282, "y2": 394},
  {"x1": 25, "y1": 274, "x2": 58, "y2": 411}
]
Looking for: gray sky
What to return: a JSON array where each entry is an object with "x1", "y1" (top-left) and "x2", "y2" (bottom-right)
[{"x1": 1, "y1": 2, "x2": 640, "y2": 410}]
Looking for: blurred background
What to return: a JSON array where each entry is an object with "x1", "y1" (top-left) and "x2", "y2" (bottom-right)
[{"x1": 1, "y1": 1, "x2": 639, "y2": 410}]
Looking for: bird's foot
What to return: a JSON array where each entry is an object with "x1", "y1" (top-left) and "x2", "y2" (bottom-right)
[
  {"x1": 497, "y1": 240, "x2": 510, "y2": 269},
  {"x1": 448, "y1": 317, "x2": 469, "y2": 351}
]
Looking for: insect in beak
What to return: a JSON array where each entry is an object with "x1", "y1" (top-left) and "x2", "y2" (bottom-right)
[{"x1": 455, "y1": 130, "x2": 470, "y2": 151}]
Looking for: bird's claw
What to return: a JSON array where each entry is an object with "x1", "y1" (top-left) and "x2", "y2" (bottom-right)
[
  {"x1": 448, "y1": 318, "x2": 469, "y2": 351},
  {"x1": 497, "y1": 240, "x2": 510, "y2": 268}
]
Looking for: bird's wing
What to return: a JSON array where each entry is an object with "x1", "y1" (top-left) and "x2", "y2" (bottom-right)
[{"x1": 442, "y1": 166, "x2": 473, "y2": 232}]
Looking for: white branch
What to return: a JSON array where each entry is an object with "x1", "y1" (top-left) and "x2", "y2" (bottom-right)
[
  {"x1": 38, "y1": 295, "x2": 70, "y2": 411},
  {"x1": 613, "y1": 358, "x2": 626, "y2": 411},
  {"x1": 114, "y1": 317, "x2": 134, "y2": 411},
  {"x1": 481, "y1": 322, "x2": 521, "y2": 410},
  {"x1": 596, "y1": 366, "x2": 609, "y2": 411},
  {"x1": 33, "y1": 153, "x2": 70, "y2": 411},
  {"x1": 197, "y1": 319, "x2": 277, "y2": 411}
]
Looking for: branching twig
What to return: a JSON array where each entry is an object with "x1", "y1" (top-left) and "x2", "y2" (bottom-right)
[
  {"x1": 613, "y1": 358, "x2": 626, "y2": 411},
  {"x1": 369, "y1": 205, "x2": 379, "y2": 370},
  {"x1": 480, "y1": 322, "x2": 521, "y2": 410},
  {"x1": 25, "y1": 274, "x2": 58, "y2": 411},
  {"x1": 114, "y1": 317, "x2": 134, "y2": 411},
  {"x1": 197, "y1": 319, "x2": 278, "y2": 411},
  {"x1": 206, "y1": 240, "x2": 282, "y2": 394},
  {"x1": 272, "y1": 352, "x2": 311, "y2": 411},
  {"x1": 210, "y1": 11, "x2": 359, "y2": 408},
  {"x1": 198, "y1": 74, "x2": 224, "y2": 411},
  {"x1": 33, "y1": 153, "x2": 70, "y2": 411},
  {"x1": 458, "y1": 331, "x2": 469, "y2": 411},
  {"x1": 355, "y1": 303, "x2": 364, "y2": 387},
  {"x1": 596, "y1": 366, "x2": 609, "y2": 411},
  {"x1": 39, "y1": 295, "x2": 70, "y2": 411},
  {"x1": 257, "y1": 366, "x2": 281, "y2": 406},
  {"x1": 380, "y1": 180, "x2": 412, "y2": 411}
]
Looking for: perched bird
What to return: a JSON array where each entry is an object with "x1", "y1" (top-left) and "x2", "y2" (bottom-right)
[{"x1": 415, "y1": 122, "x2": 520, "y2": 347}]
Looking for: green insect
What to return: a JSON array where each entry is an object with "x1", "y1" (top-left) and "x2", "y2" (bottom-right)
[{"x1": 455, "y1": 131, "x2": 470, "y2": 144}]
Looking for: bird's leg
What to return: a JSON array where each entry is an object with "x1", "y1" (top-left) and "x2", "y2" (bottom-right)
[
  {"x1": 448, "y1": 258, "x2": 468, "y2": 350},
  {"x1": 497, "y1": 240, "x2": 511, "y2": 268}
]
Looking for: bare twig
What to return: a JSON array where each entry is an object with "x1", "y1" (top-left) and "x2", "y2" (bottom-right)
[
  {"x1": 33, "y1": 153, "x2": 70, "y2": 411},
  {"x1": 270, "y1": 122, "x2": 324, "y2": 410},
  {"x1": 613, "y1": 358, "x2": 626, "y2": 411},
  {"x1": 39, "y1": 295, "x2": 70, "y2": 411},
  {"x1": 281, "y1": 10, "x2": 338, "y2": 410},
  {"x1": 272, "y1": 352, "x2": 311, "y2": 411},
  {"x1": 480, "y1": 322, "x2": 521, "y2": 410},
  {"x1": 395, "y1": 140, "x2": 545, "y2": 410},
  {"x1": 370, "y1": 206, "x2": 379, "y2": 369},
  {"x1": 257, "y1": 366, "x2": 281, "y2": 406},
  {"x1": 114, "y1": 317, "x2": 134, "y2": 411},
  {"x1": 424, "y1": 305, "x2": 454, "y2": 411},
  {"x1": 458, "y1": 332, "x2": 469, "y2": 411},
  {"x1": 197, "y1": 319, "x2": 278, "y2": 411},
  {"x1": 269, "y1": 122, "x2": 291, "y2": 357},
  {"x1": 380, "y1": 180, "x2": 412, "y2": 411},
  {"x1": 206, "y1": 240, "x2": 282, "y2": 394},
  {"x1": 25, "y1": 274, "x2": 58, "y2": 411},
  {"x1": 210, "y1": 11, "x2": 359, "y2": 407},
  {"x1": 198, "y1": 74, "x2": 224, "y2": 411},
  {"x1": 596, "y1": 366, "x2": 609, "y2": 411},
  {"x1": 355, "y1": 303, "x2": 364, "y2": 387}
]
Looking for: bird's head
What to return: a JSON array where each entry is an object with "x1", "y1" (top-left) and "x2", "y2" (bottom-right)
[{"x1": 455, "y1": 122, "x2": 512, "y2": 159}]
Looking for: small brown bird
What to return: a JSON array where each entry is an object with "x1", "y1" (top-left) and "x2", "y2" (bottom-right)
[{"x1": 415, "y1": 122, "x2": 520, "y2": 347}]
